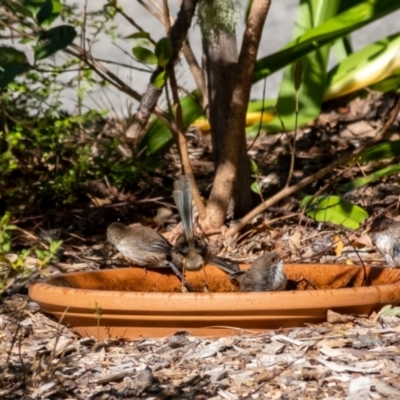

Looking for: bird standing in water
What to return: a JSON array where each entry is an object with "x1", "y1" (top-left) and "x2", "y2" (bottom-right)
[
  {"x1": 171, "y1": 175, "x2": 240, "y2": 290},
  {"x1": 171, "y1": 175, "x2": 211, "y2": 272},
  {"x1": 369, "y1": 216, "x2": 400, "y2": 267},
  {"x1": 230, "y1": 252, "x2": 287, "y2": 292}
]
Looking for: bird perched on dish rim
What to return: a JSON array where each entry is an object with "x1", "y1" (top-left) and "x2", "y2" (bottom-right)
[{"x1": 230, "y1": 252, "x2": 287, "y2": 292}]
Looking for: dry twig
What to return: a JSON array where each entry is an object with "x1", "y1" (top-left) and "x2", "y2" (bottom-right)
[{"x1": 227, "y1": 94, "x2": 400, "y2": 237}]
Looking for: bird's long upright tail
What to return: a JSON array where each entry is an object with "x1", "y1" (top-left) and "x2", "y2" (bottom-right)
[{"x1": 173, "y1": 175, "x2": 194, "y2": 243}]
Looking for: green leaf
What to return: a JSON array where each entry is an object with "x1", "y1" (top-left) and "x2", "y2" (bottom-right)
[
  {"x1": 19, "y1": 38, "x2": 33, "y2": 44},
  {"x1": 22, "y1": 0, "x2": 47, "y2": 13},
  {"x1": 126, "y1": 31, "x2": 151, "y2": 40},
  {"x1": 0, "y1": 47, "x2": 29, "y2": 67},
  {"x1": 36, "y1": 0, "x2": 61, "y2": 26},
  {"x1": 331, "y1": 36, "x2": 353, "y2": 64},
  {"x1": 369, "y1": 70, "x2": 400, "y2": 93},
  {"x1": 251, "y1": 181, "x2": 262, "y2": 194},
  {"x1": 35, "y1": 249, "x2": 44, "y2": 258},
  {"x1": 132, "y1": 46, "x2": 157, "y2": 65},
  {"x1": 325, "y1": 32, "x2": 400, "y2": 100},
  {"x1": 300, "y1": 195, "x2": 368, "y2": 229},
  {"x1": 0, "y1": 64, "x2": 31, "y2": 88},
  {"x1": 354, "y1": 141, "x2": 400, "y2": 164},
  {"x1": 0, "y1": 47, "x2": 31, "y2": 87},
  {"x1": 3, "y1": 0, "x2": 34, "y2": 18},
  {"x1": 249, "y1": 159, "x2": 259, "y2": 174},
  {"x1": 34, "y1": 25, "x2": 77, "y2": 61},
  {"x1": 378, "y1": 304, "x2": 400, "y2": 317},
  {"x1": 153, "y1": 70, "x2": 166, "y2": 88},
  {"x1": 272, "y1": 0, "x2": 340, "y2": 132},
  {"x1": 155, "y1": 37, "x2": 172, "y2": 67},
  {"x1": 338, "y1": 164, "x2": 400, "y2": 192},
  {"x1": 254, "y1": 0, "x2": 400, "y2": 83},
  {"x1": 137, "y1": 90, "x2": 204, "y2": 159}
]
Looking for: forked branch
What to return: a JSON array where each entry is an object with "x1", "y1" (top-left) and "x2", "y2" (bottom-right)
[{"x1": 201, "y1": 0, "x2": 272, "y2": 231}]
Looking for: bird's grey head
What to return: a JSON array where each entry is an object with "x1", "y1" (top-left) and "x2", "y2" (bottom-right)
[
  {"x1": 107, "y1": 222, "x2": 127, "y2": 244},
  {"x1": 257, "y1": 252, "x2": 281, "y2": 266}
]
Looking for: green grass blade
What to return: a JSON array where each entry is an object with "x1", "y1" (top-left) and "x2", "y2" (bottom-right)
[
  {"x1": 272, "y1": 0, "x2": 340, "y2": 131},
  {"x1": 353, "y1": 141, "x2": 400, "y2": 164},
  {"x1": 338, "y1": 164, "x2": 400, "y2": 192}
]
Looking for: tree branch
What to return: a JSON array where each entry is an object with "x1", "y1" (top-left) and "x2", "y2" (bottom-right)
[
  {"x1": 129, "y1": 0, "x2": 199, "y2": 139},
  {"x1": 227, "y1": 94, "x2": 400, "y2": 237}
]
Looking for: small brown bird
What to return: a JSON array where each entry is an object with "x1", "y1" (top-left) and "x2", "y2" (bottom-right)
[
  {"x1": 106, "y1": 222, "x2": 193, "y2": 290},
  {"x1": 171, "y1": 175, "x2": 239, "y2": 286},
  {"x1": 369, "y1": 216, "x2": 400, "y2": 267},
  {"x1": 230, "y1": 252, "x2": 287, "y2": 292},
  {"x1": 171, "y1": 175, "x2": 211, "y2": 272}
]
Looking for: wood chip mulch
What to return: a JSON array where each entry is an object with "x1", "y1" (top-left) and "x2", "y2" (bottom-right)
[{"x1": 1, "y1": 294, "x2": 400, "y2": 399}]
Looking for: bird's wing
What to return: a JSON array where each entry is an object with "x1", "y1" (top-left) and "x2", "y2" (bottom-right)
[
  {"x1": 142, "y1": 230, "x2": 172, "y2": 256},
  {"x1": 123, "y1": 227, "x2": 172, "y2": 256},
  {"x1": 173, "y1": 175, "x2": 193, "y2": 243}
]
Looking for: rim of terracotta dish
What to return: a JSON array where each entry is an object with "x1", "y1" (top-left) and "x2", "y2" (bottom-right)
[
  {"x1": 29, "y1": 265, "x2": 400, "y2": 313},
  {"x1": 28, "y1": 264, "x2": 400, "y2": 338}
]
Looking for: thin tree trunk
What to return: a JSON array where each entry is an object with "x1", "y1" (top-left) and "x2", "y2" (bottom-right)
[
  {"x1": 201, "y1": 0, "x2": 272, "y2": 232},
  {"x1": 203, "y1": 32, "x2": 252, "y2": 218}
]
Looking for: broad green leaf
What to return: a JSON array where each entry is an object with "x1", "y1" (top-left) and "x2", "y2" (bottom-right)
[
  {"x1": 0, "y1": 47, "x2": 31, "y2": 87},
  {"x1": 0, "y1": 64, "x2": 31, "y2": 88},
  {"x1": 137, "y1": 91, "x2": 204, "y2": 160},
  {"x1": 338, "y1": 164, "x2": 400, "y2": 192},
  {"x1": 153, "y1": 70, "x2": 166, "y2": 88},
  {"x1": 369, "y1": 70, "x2": 400, "y2": 93},
  {"x1": 126, "y1": 32, "x2": 151, "y2": 40},
  {"x1": 155, "y1": 37, "x2": 172, "y2": 67},
  {"x1": 36, "y1": 0, "x2": 61, "y2": 26},
  {"x1": 325, "y1": 32, "x2": 400, "y2": 100},
  {"x1": 34, "y1": 25, "x2": 77, "y2": 61},
  {"x1": 0, "y1": 47, "x2": 29, "y2": 67},
  {"x1": 251, "y1": 181, "x2": 262, "y2": 194},
  {"x1": 300, "y1": 195, "x2": 368, "y2": 229},
  {"x1": 272, "y1": 0, "x2": 340, "y2": 132},
  {"x1": 254, "y1": 0, "x2": 400, "y2": 83},
  {"x1": 132, "y1": 46, "x2": 157, "y2": 65},
  {"x1": 353, "y1": 141, "x2": 400, "y2": 164}
]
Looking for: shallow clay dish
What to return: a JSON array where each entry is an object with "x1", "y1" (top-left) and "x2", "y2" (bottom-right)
[{"x1": 29, "y1": 264, "x2": 400, "y2": 339}]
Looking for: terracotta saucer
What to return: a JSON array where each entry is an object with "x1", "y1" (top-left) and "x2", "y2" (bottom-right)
[{"x1": 29, "y1": 264, "x2": 400, "y2": 338}]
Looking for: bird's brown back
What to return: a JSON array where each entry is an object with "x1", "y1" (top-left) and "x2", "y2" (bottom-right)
[{"x1": 107, "y1": 222, "x2": 172, "y2": 266}]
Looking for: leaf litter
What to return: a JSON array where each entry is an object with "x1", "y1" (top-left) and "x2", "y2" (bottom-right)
[
  {"x1": 1, "y1": 294, "x2": 400, "y2": 399},
  {"x1": 2, "y1": 93, "x2": 400, "y2": 398}
]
